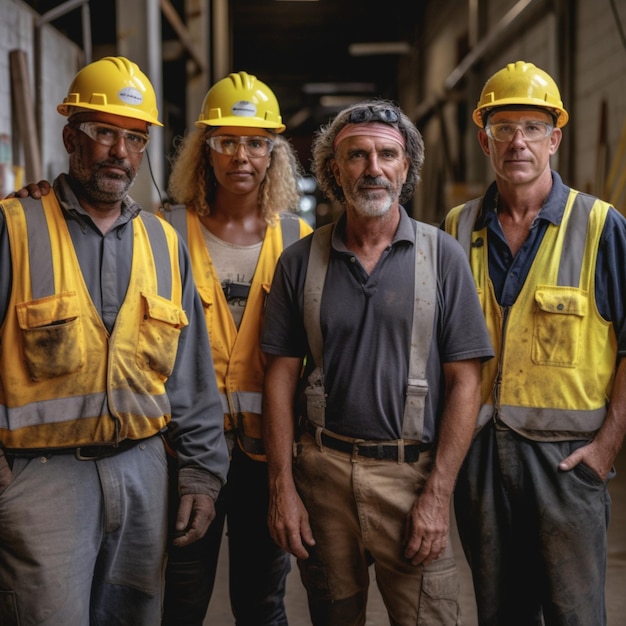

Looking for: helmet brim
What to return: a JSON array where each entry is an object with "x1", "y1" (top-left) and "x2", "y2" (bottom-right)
[
  {"x1": 58, "y1": 102, "x2": 163, "y2": 127},
  {"x1": 194, "y1": 117, "x2": 285, "y2": 133}
]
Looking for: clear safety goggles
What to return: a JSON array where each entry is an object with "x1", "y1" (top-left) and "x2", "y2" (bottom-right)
[
  {"x1": 485, "y1": 121, "x2": 554, "y2": 142},
  {"x1": 73, "y1": 121, "x2": 150, "y2": 153},
  {"x1": 206, "y1": 135, "x2": 274, "y2": 157}
]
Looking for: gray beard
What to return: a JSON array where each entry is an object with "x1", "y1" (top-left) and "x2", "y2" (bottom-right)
[
  {"x1": 72, "y1": 166, "x2": 136, "y2": 204},
  {"x1": 349, "y1": 189, "x2": 394, "y2": 217}
]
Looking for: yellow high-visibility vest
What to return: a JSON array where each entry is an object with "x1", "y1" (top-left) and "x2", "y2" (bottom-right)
[
  {"x1": 160, "y1": 206, "x2": 311, "y2": 460},
  {"x1": 0, "y1": 194, "x2": 188, "y2": 449},
  {"x1": 445, "y1": 190, "x2": 615, "y2": 435}
]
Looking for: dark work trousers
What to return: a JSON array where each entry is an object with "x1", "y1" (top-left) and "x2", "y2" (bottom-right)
[
  {"x1": 162, "y1": 444, "x2": 291, "y2": 626},
  {"x1": 454, "y1": 422, "x2": 612, "y2": 626}
]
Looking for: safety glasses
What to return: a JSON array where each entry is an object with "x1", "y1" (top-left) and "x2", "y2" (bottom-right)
[{"x1": 73, "y1": 121, "x2": 150, "y2": 153}]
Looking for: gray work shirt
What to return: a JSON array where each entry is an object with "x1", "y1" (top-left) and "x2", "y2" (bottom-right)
[
  {"x1": 0, "y1": 174, "x2": 229, "y2": 489},
  {"x1": 261, "y1": 208, "x2": 494, "y2": 442}
]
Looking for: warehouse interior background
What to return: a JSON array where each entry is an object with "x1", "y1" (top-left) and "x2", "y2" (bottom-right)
[
  {"x1": 1, "y1": 2, "x2": 626, "y2": 624},
  {"x1": 1, "y1": 0, "x2": 625, "y2": 225}
]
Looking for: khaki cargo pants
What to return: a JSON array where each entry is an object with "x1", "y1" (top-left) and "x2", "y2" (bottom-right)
[{"x1": 293, "y1": 432, "x2": 460, "y2": 626}]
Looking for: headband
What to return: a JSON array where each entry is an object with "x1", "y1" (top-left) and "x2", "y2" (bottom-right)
[{"x1": 333, "y1": 122, "x2": 406, "y2": 151}]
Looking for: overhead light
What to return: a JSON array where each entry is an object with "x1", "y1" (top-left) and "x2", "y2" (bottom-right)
[
  {"x1": 286, "y1": 107, "x2": 312, "y2": 128},
  {"x1": 302, "y1": 82, "x2": 376, "y2": 95},
  {"x1": 320, "y1": 95, "x2": 367, "y2": 107},
  {"x1": 348, "y1": 42, "x2": 412, "y2": 56}
]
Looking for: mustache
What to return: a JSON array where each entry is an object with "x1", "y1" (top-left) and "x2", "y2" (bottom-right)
[
  {"x1": 358, "y1": 176, "x2": 391, "y2": 189},
  {"x1": 95, "y1": 158, "x2": 133, "y2": 179}
]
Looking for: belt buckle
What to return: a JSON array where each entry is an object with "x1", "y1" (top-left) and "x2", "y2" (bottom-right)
[
  {"x1": 353, "y1": 442, "x2": 391, "y2": 461},
  {"x1": 75, "y1": 446, "x2": 112, "y2": 461},
  {"x1": 75, "y1": 446, "x2": 97, "y2": 460}
]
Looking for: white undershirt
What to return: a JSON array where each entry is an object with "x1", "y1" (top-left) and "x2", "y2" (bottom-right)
[{"x1": 199, "y1": 223, "x2": 262, "y2": 328}]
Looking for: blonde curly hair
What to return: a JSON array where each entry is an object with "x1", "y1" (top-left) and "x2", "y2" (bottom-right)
[{"x1": 167, "y1": 128, "x2": 303, "y2": 225}]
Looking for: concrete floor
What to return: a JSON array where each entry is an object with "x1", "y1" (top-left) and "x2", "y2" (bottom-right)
[{"x1": 204, "y1": 445, "x2": 626, "y2": 625}]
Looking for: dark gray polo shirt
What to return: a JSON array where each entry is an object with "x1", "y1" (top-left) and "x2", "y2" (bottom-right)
[{"x1": 261, "y1": 208, "x2": 494, "y2": 442}]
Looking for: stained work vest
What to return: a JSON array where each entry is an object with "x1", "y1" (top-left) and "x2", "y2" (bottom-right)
[
  {"x1": 303, "y1": 221, "x2": 437, "y2": 441},
  {"x1": 0, "y1": 195, "x2": 188, "y2": 449},
  {"x1": 445, "y1": 190, "x2": 615, "y2": 435},
  {"x1": 160, "y1": 206, "x2": 311, "y2": 460}
]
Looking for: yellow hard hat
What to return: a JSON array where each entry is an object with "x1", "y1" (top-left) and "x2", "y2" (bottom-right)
[
  {"x1": 472, "y1": 61, "x2": 568, "y2": 129},
  {"x1": 57, "y1": 56, "x2": 162, "y2": 126},
  {"x1": 195, "y1": 71, "x2": 285, "y2": 133}
]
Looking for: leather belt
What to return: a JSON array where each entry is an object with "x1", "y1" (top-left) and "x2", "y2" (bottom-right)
[
  {"x1": 306, "y1": 423, "x2": 430, "y2": 463},
  {"x1": 4, "y1": 438, "x2": 141, "y2": 461}
]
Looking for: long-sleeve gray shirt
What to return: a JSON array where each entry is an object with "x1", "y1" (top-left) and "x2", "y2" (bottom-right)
[{"x1": 0, "y1": 174, "x2": 229, "y2": 497}]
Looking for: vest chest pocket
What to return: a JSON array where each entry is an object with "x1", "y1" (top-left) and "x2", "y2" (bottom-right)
[
  {"x1": 16, "y1": 292, "x2": 84, "y2": 381},
  {"x1": 532, "y1": 287, "x2": 587, "y2": 367},
  {"x1": 137, "y1": 293, "x2": 189, "y2": 377}
]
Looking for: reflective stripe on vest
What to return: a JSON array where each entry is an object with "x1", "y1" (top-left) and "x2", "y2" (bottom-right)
[
  {"x1": 159, "y1": 205, "x2": 309, "y2": 458},
  {"x1": 161, "y1": 204, "x2": 302, "y2": 251},
  {"x1": 22, "y1": 196, "x2": 173, "y2": 300},
  {"x1": 0, "y1": 196, "x2": 184, "y2": 447},
  {"x1": 218, "y1": 390, "x2": 263, "y2": 415},
  {"x1": 451, "y1": 191, "x2": 614, "y2": 434},
  {"x1": 303, "y1": 220, "x2": 438, "y2": 440}
]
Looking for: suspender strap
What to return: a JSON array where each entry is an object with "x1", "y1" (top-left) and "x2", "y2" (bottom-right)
[
  {"x1": 302, "y1": 221, "x2": 438, "y2": 439},
  {"x1": 402, "y1": 221, "x2": 437, "y2": 440},
  {"x1": 303, "y1": 223, "x2": 333, "y2": 371}
]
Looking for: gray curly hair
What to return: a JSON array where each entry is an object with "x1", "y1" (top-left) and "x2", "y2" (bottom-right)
[
  {"x1": 311, "y1": 99, "x2": 424, "y2": 205},
  {"x1": 167, "y1": 128, "x2": 303, "y2": 225}
]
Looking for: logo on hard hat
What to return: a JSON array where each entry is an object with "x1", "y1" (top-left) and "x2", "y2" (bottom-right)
[
  {"x1": 118, "y1": 87, "x2": 144, "y2": 105},
  {"x1": 231, "y1": 100, "x2": 257, "y2": 117}
]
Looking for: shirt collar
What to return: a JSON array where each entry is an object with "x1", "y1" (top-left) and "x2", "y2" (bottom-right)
[
  {"x1": 474, "y1": 171, "x2": 569, "y2": 230},
  {"x1": 330, "y1": 205, "x2": 415, "y2": 252},
  {"x1": 54, "y1": 173, "x2": 142, "y2": 227}
]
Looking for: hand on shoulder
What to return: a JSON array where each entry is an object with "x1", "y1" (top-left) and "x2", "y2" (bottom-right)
[{"x1": 4, "y1": 179, "x2": 52, "y2": 200}]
